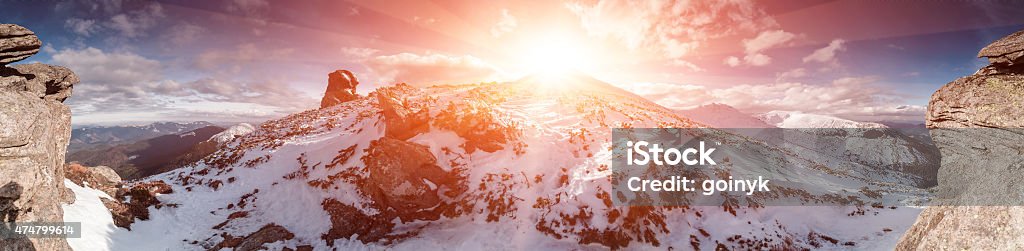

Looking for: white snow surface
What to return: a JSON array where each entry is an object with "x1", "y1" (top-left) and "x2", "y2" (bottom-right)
[
  {"x1": 757, "y1": 111, "x2": 888, "y2": 128},
  {"x1": 210, "y1": 123, "x2": 256, "y2": 144}
]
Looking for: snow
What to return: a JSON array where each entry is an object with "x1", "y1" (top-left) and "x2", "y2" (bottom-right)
[
  {"x1": 62, "y1": 179, "x2": 116, "y2": 251},
  {"x1": 210, "y1": 123, "x2": 256, "y2": 144},
  {"x1": 757, "y1": 111, "x2": 888, "y2": 128}
]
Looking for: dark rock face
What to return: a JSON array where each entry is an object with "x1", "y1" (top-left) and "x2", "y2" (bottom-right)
[
  {"x1": 0, "y1": 24, "x2": 40, "y2": 66},
  {"x1": 102, "y1": 181, "x2": 174, "y2": 230},
  {"x1": 0, "y1": 23, "x2": 75, "y2": 251},
  {"x1": 897, "y1": 29, "x2": 1024, "y2": 250},
  {"x1": 361, "y1": 137, "x2": 453, "y2": 217},
  {"x1": 211, "y1": 224, "x2": 295, "y2": 251},
  {"x1": 320, "y1": 70, "x2": 360, "y2": 108},
  {"x1": 375, "y1": 84, "x2": 430, "y2": 140}
]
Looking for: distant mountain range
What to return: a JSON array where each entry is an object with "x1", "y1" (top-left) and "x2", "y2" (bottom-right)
[
  {"x1": 68, "y1": 121, "x2": 217, "y2": 153},
  {"x1": 676, "y1": 103, "x2": 775, "y2": 128},
  {"x1": 67, "y1": 125, "x2": 226, "y2": 179}
]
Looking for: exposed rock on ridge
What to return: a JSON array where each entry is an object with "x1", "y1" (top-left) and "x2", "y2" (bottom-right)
[
  {"x1": 897, "y1": 29, "x2": 1024, "y2": 250},
  {"x1": 320, "y1": 69, "x2": 360, "y2": 108},
  {"x1": 0, "y1": 24, "x2": 40, "y2": 66},
  {"x1": 0, "y1": 24, "x2": 77, "y2": 251}
]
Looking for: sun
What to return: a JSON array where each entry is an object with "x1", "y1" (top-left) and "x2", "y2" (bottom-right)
[{"x1": 517, "y1": 34, "x2": 593, "y2": 76}]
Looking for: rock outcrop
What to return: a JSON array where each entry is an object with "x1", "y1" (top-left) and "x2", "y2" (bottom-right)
[
  {"x1": 0, "y1": 24, "x2": 77, "y2": 251},
  {"x1": 360, "y1": 137, "x2": 455, "y2": 218},
  {"x1": 375, "y1": 84, "x2": 430, "y2": 140},
  {"x1": 320, "y1": 69, "x2": 360, "y2": 108},
  {"x1": 896, "y1": 29, "x2": 1024, "y2": 250},
  {"x1": 0, "y1": 24, "x2": 40, "y2": 66}
]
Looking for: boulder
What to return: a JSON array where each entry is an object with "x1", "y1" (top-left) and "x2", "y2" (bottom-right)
[
  {"x1": 896, "y1": 29, "x2": 1024, "y2": 250},
  {"x1": 0, "y1": 24, "x2": 40, "y2": 66},
  {"x1": 360, "y1": 137, "x2": 453, "y2": 218},
  {"x1": 375, "y1": 86, "x2": 430, "y2": 140},
  {"x1": 0, "y1": 24, "x2": 75, "y2": 251},
  {"x1": 320, "y1": 69, "x2": 360, "y2": 108},
  {"x1": 978, "y1": 30, "x2": 1024, "y2": 66},
  {"x1": 233, "y1": 224, "x2": 295, "y2": 251}
]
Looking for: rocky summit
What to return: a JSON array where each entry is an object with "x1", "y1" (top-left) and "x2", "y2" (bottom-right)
[
  {"x1": 0, "y1": 24, "x2": 78, "y2": 251},
  {"x1": 320, "y1": 69, "x2": 360, "y2": 108},
  {"x1": 0, "y1": 24, "x2": 40, "y2": 66},
  {"x1": 896, "y1": 29, "x2": 1024, "y2": 250}
]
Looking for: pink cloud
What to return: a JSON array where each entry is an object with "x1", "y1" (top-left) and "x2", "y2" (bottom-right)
[
  {"x1": 366, "y1": 52, "x2": 501, "y2": 86},
  {"x1": 803, "y1": 39, "x2": 847, "y2": 66},
  {"x1": 569, "y1": 0, "x2": 776, "y2": 68}
]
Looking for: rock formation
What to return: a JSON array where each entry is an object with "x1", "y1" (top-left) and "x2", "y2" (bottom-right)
[
  {"x1": 320, "y1": 69, "x2": 360, "y2": 108},
  {"x1": 360, "y1": 137, "x2": 454, "y2": 218},
  {"x1": 0, "y1": 24, "x2": 77, "y2": 251},
  {"x1": 0, "y1": 24, "x2": 40, "y2": 66},
  {"x1": 896, "y1": 29, "x2": 1024, "y2": 249},
  {"x1": 374, "y1": 84, "x2": 430, "y2": 140}
]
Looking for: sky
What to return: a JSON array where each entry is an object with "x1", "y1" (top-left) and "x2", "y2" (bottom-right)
[{"x1": 3, "y1": 0, "x2": 1024, "y2": 125}]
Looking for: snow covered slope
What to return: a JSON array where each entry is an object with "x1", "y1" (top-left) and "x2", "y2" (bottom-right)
[
  {"x1": 210, "y1": 123, "x2": 256, "y2": 144},
  {"x1": 68, "y1": 73, "x2": 926, "y2": 250},
  {"x1": 757, "y1": 111, "x2": 887, "y2": 128}
]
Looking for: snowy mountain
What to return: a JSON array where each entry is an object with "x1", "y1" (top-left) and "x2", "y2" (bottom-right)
[
  {"x1": 69, "y1": 121, "x2": 217, "y2": 152},
  {"x1": 676, "y1": 103, "x2": 774, "y2": 128},
  {"x1": 756, "y1": 111, "x2": 888, "y2": 128},
  {"x1": 67, "y1": 126, "x2": 226, "y2": 179},
  {"x1": 62, "y1": 72, "x2": 928, "y2": 250},
  {"x1": 211, "y1": 123, "x2": 256, "y2": 144}
]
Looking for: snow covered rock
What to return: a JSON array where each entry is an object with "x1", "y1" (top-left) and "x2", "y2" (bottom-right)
[{"x1": 211, "y1": 123, "x2": 256, "y2": 144}]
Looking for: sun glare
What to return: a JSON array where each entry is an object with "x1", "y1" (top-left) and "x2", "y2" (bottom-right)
[{"x1": 518, "y1": 34, "x2": 592, "y2": 76}]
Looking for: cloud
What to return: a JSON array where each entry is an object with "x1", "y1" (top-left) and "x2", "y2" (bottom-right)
[
  {"x1": 164, "y1": 23, "x2": 205, "y2": 45},
  {"x1": 52, "y1": 47, "x2": 313, "y2": 119},
  {"x1": 366, "y1": 52, "x2": 500, "y2": 86},
  {"x1": 340, "y1": 47, "x2": 379, "y2": 60},
  {"x1": 51, "y1": 47, "x2": 167, "y2": 112},
  {"x1": 724, "y1": 56, "x2": 741, "y2": 67},
  {"x1": 105, "y1": 3, "x2": 164, "y2": 38},
  {"x1": 65, "y1": 18, "x2": 99, "y2": 36},
  {"x1": 803, "y1": 39, "x2": 846, "y2": 63},
  {"x1": 226, "y1": 0, "x2": 270, "y2": 18},
  {"x1": 195, "y1": 43, "x2": 295, "y2": 73},
  {"x1": 491, "y1": 9, "x2": 518, "y2": 37},
  {"x1": 726, "y1": 29, "x2": 797, "y2": 67},
  {"x1": 776, "y1": 68, "x2": 808, "y2": 81},
  {"x1": 569, "y1": 0, "x2": 775, "y2": 67},
  {"x1": 622, "y1": 76, "x2": 925, "y2": 121}
]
